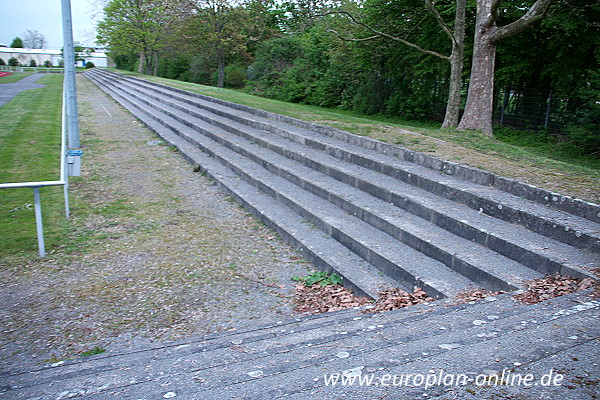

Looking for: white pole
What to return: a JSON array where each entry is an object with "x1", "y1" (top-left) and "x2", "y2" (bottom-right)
[
  {"x1": 61, "y1": 0, "x2": 80, "y2": 149},
  {"x1": 60, "y1": 87, "x2": 70, "y2": 219},
  {"x1": 33, "y1": 188, "x2": 46, "y2": 258}
]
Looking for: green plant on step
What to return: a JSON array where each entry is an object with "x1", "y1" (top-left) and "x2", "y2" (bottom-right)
[
  {"x1": 292, "y1": 270, "x2": 343, "y2": 287},
  {"x1": 80, "y1": 346, "x2": 106, "y2": 357}
]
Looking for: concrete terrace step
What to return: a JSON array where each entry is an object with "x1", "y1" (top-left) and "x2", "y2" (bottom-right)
[
  {"x1": 83, "y1": 73, "x2": 399, "y2": 300},
  {"x1": 87, "y1": 70, "x2": 600, "y2": 267},
  {"x1": 91, "y1": 73, "x2": 546, "y2": 292},
  {"x1": 111, "y1": 77, "x2": 599, "y2": 277},
  {"x1": 86, "y1": 72, "x2": 477, "y2": 299},
  {"x1": 84, "y1": 69, "x2": 599, "y2": 290},
  {"x1": 89, "y1": 69, "x2": 600, "y2": 255},
  {"x1": 85, "y1": 70, "x2": 599, "y2": 298},
  {"x1": 2, "y1": 289, "x2": 598, "y2": 399}
]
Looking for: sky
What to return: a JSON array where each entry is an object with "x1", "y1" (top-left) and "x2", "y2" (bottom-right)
[{"x1": 0, "y1": 0, "x2": 102, "y2": 49}]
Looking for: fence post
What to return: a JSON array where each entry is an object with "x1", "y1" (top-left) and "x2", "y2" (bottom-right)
[
  {"x1": 500, "y1": 87, "x2": 510, "y2": 126},
  {"x1": 33, "y1": 187, "x2": 46, "y2": 258},
  {"x1": 545, "y1": 89, "x2": 552, "y2": 130}
]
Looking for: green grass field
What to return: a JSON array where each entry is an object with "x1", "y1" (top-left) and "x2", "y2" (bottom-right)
[{"x1": 0, "y1": 73, "x2": 67, "y2": 259}]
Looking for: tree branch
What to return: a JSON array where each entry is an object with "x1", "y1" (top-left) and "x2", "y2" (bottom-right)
[
  {"x1": 491, "y1": 0, "x2": 554, "y2": 42},
  {"x1": 321, "y1": 11, "x2": 449, "y2": 61},
  {"x1": 424, "y1": 0, "x2": 455, "y2": 44},
  {"x1": 328, "y1": 29, "x2": 381, "y2": 42},
  {"x1": 484, "y1": 0, "x2": 504, "y2": 28}
]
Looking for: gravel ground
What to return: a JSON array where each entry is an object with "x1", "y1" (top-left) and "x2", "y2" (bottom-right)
[{"x1": 0, "y1": 76, "x2": 311, "y2": 371}]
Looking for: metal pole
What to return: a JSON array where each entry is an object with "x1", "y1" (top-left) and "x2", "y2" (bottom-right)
[
  {"x1": 60, "y1": 87, "x2": 70, "y2": 219},
  {"x1": 64, "y1": 180, "x2": 70, "y2": 220},
  {"x1": 61, "y1": 0, "x2": 80, "y2": 149},
  {"x1": 33, "y1": 188, "x2": 46, "y2": 258}
]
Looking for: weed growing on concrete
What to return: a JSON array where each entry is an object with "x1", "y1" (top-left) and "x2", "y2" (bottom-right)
[{"x1": 292, "y1": 270, "x2": 342, "y2": 287}]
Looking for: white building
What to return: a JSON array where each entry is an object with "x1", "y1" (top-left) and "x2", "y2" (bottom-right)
[{"x1": 0, "y1": 47, "x2": 108, "y2": 67}]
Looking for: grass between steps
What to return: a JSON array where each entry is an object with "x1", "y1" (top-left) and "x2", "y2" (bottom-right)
[
  {"x1": 0, "y1": 73, "x2": 68, "y2": 258},
  {"x1": 111, "y1": 68, "x2": 599, "y2": 204}
]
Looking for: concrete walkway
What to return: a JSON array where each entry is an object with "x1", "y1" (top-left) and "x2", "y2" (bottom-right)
[
  {"x1": 0, "y1": 74, "x2": 45, "y2": 107},
  {"x1": 2, "y1": 289, "x2": 598, "y2": 399}
]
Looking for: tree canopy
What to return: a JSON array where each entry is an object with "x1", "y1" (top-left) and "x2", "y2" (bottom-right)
[
  {"x1": 22, "y1": 29, "x2": 47, "y2": 49},
  {"x1": 96, "y1": 0, "x2": 599, "y2": 152},
  {"x1": 10, "y1": 37, "x2": 23, "y2": 48}
]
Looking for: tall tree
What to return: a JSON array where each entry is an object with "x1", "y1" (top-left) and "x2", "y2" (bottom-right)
[
  {"x1": 457, "y1": 0, "x2": 554, "y2": 135},
  {"x1": 182, "y1": 0, "x2": 274, "y2": 88},
  {"x1": 326, "y1": 0, "x2": 467, "y2": 128},
  {"x1": 22, "y1": 29, "x2": 47, "y2": 49},
  {"x1": 97, "y1": 0, "x2": 183, "y2": 75}
]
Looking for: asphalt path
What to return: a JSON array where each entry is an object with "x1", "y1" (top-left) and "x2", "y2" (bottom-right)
[{"x1": 0, "y1": 73, "x2": 46, "y2": 107}]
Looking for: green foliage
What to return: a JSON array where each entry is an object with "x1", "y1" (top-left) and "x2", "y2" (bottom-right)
[
  {"x1": 10, "y1": 37, "x2": 23, "y2": 48},
  {"x1": 186, "y1": 55, "x2": 214, "y2": 86},
  {"x1": 28, "y1": 59, "x2": 37, "y2": 67},
  {"x1": 0, "y1": 58, "x2": 5, "y2": 66},
  {"x1": 494, "y1": 126, "x2": 600, "y2": 169},
  {"x1": 8, "y1": 57, "x2": 18, "y2": 67},
  {"x1": 112, "y1": 53, "x2": 138, "y2": 71},
  {"x1": 43, "y1": 60, "x2": 52, "y2": 67},
  {"x1": 224, "y1": 64, "x2": 247, "y2": 88},
  {"x1": 85, "y1": 62, "x2": 95, "y2": 69},
  {"x1": 292, "y1": 270, "x2": 343, "y2": 287},
  {"x1": 493, "y1": 0, "x2": 599, "y2": 148},
  {"x1": 158, "y1": 54, "x2": 192, "y2": 81},
  {"x1": 80, "y1": 346, "x2": 106, "y2": 357},
  {"x1": 98, "y1": 0, "x2": 595, "y2": 156},
  {"x1": 97, "y1": 0, "x2": 173, "y2": 75}
]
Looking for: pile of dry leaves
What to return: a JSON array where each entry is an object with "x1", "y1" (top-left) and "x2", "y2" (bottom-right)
[
  {"x1": 364, "y1": 287, "x2": 433, "y2": 313},
  {"x1": 293, "y1": 271, "x2": 599, "y2": 315},
  {"x1": 293, "y1": 283, "x2": 371, "y2": 314},
  {"x1": 293, "y1": 284, "x2": 434, "y2": 315},
  {"x1": 514, "y1": 273, "x2": 598, "y2": 305},
  {"x1": 452, "y1": 289, "x2": 505, "y2": 305}
]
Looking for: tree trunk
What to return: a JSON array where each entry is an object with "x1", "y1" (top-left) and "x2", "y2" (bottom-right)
[
  {"x1": 153, "y1": 51, "x2": 159, "y2": 76},
  {"x1": 216, "y1": 47, "x2": 225, "y2": 88},
  {"x1": 145, "y1": 53, "x2": 153, "y2": 75},
  {"x1": 138, "y1": 52, "x2": 145, "y2": 74},
  {"x1": 457, "y1": 0, "x2": 497, "y2": 135},
  {"x1": 441, "y1": 0, "x2": 466, "y2": 129},
  {"x1": 457, "y1": 0, "x2": 553, "y2": 135},
  {"x1": 442, "y1": 48, "x2": 464, "y2": 128}
]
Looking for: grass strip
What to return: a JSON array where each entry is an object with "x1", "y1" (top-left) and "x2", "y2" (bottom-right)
[{"x1": 0, "y1": 74, "x2": 67, "y2": 258}]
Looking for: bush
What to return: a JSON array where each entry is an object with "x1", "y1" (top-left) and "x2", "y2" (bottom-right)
[
  {"x1": 112, "y1": 54, "x2": 137, "y2": 71},
  {"x1": 566, "y1": 124, "x2": 600, "y2": 156},
  {"x1": 43, "y1": 60, "x2": 52, "y2": 67},
  {"x1": 85, "y1": 61, "x2": 95, "y2": 69},
  {"x1": 8, "y1": 57, "x2": 19, "y2": 67},
  {"x1": 187, "y1": 55, "x2": 214, "y2": 85},
  {"x1": 224, "y1": 64, "x2": 246, "y2": 88},
  {"x1": 0, "y1": 58, "x2": 5, "y2": 66},
  {"x1": 29, "y1": 59, "x2": 37, "y2": 67},
  {"x1": 158, "y1": 55, "x2": 190, "y2": 80}
]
